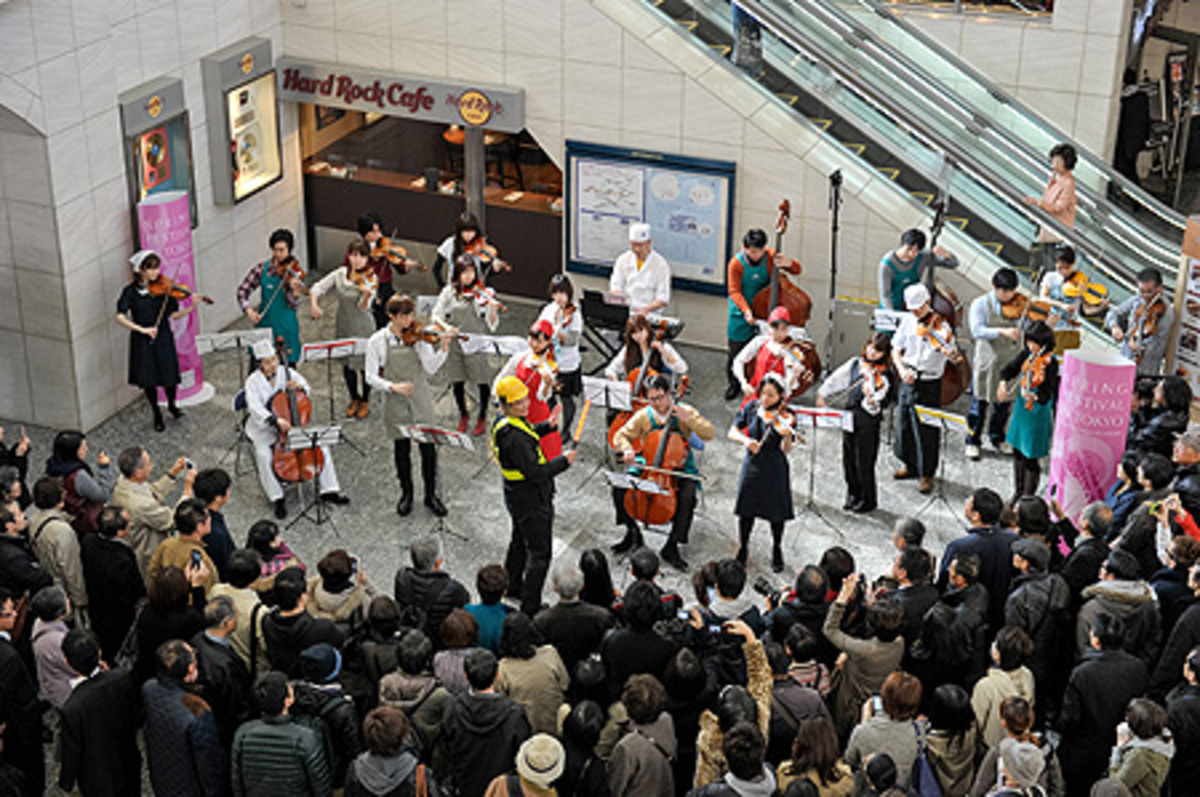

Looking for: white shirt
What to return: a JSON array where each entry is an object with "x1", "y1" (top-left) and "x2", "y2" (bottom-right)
[
  {"x1": 731, "y1": 334, "x2": 810, "y2": 393},
  {"x1": 892, "y1": 313, "x2": 951, "y2": 380},
  {"x1": 364, "y1": 327, "x2": 449, "y2": 392},
  {"x1": 604, "y1": 342, "x2": 688, "y2": 381},
  {"x1": 244, "y1": 367, "x2": 313, "y2": 433},
  {"x1": 610, "y1": 249, "x2": 671, "y2": 310},
  {"x1": 437, "y1": 236, "x2": 455, "y2": 264},
  {"x1": 538, "y1": 302, "x2": 583, "y2": 372},
  {"x1": 495, "y1": 350, "x2": 556, "y2": 401}
]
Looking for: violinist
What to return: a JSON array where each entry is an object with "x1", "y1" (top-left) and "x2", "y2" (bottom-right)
[
  {"x1": 238, "y1": 229, "x2": 306, "y2": 365},
  {"x1": 310, "y1": 239, "x2": 378, "y2": 419},
  {"x1": 730, "y1": 305, "x2": 812, "y2": 398},
  {"x1": 495, "y1": 320, "x2": 563, "y2": 459},
  {"x1": 965, "y1": 268, "x2": 1023, "y2": 460},
  {"x1": 538, "y1": 274, "x2": 584, "y2": 437},
  {"x1": 877, "y1": 228, "x2": 958, "y2": 312},
  {"x1": 892, "y1": 283, "x2": 963, "y2": 494},
  {"x1": 433, "y1": 253, "x2": 501, "y2": 436},
  {"x1": 356, "y1": 212, "x2": 421, "y2": 329},
  {"x1": 115, "y1": 250, "x2": 199, "y2": 432},
  {"x1": 817, "y1": 333, "x2": 894, "y2": 514},
  {"x1": 996, "y1": 321, "x2": 1059, "y2": 499},
  {"x1": 365, "y1": 294, "x2": 450, "y2": 518},
  {"x1": 610, "y1": 374, "x2": 715, "y2": 571},
  {"x1": 243, "y1": 339, "x2": 348, "y2": 519},
  {"x1": 434, "y1": 212, "x2": 508, "y2": 289},
  {"x1": 1037, "y1": 245, "x2": 1103, "y2": 352},
  {"x1": 1106, "y1": 267, "x2": 1175, "y2": 375},
  {"x1": 726, "y1": 228, "x2": 803, "y2": 400},
  {"x1": 603, "y1": 314, "x2": 689, "y2": 392},
  {"x1": 728, "y1": 372, "x2": 795, "y2": 573},
  {"x1": 609, "y1": 223, "x2": 671, "y2": 316}
]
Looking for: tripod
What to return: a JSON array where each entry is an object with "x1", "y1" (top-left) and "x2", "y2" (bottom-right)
[
  {"x1": 408, "y1": 425, "x2": 472, "y2": 543},
  {"x1": 305, "y1": 339, "x2": 367, "y2": 458},
  {"x1": 912, "y1": 405, "x2": 968, "y2": 528},
  {"x1": 792, "y1": 408, "x2": 845, "y2": 538},
  {"x1": 285, "y1": 426, "x2": 344, "y2": 534}
]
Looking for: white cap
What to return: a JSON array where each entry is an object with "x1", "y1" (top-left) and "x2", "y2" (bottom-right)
[
  {"x1": 628, "y1": 223, "x2": 651, "y2": 243},
  {"x1": 129, "y1": 249, "x2": 159, "y2": 271},
  {"x1": 251, "y1": 339, "x2": 276, "y2": 360},
  {"x1": 904, "y1": 283, "x2": 931, "y2": 310}
]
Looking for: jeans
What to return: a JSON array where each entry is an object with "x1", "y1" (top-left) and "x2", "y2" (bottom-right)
[{"x1": 966, "y1": 398, "x2": 1011, "y2": 446}]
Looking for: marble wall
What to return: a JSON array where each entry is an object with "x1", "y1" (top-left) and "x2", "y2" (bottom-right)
[{"x1": 0, "y1": 0, "x2": 303, "y2": 431}]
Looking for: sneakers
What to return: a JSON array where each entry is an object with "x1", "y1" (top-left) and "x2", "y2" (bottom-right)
[
  {"x1": 456, "y1": 414, "x2": 469, "y2": 434},
  {"x1": 965, "y1": 444, "x2": 981, "y2": 461}
]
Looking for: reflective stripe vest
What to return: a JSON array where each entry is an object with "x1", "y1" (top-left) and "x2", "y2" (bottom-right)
[{"x1": 491, "y1": 415, "x2": 545, "y2": 482}]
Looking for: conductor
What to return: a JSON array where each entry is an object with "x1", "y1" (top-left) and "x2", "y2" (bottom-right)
[{"x1": 492, "y1": 376, "x2": 577, "y2": 615}]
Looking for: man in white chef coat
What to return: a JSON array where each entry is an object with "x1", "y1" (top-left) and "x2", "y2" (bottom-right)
[{"x1": 609, "y1": 222, "x2": 671, "y2": 316}]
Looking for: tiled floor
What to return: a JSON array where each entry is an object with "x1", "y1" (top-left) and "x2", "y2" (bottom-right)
[{"x1": 11, "y1": 268, "x2": 1013, "y2": 607}]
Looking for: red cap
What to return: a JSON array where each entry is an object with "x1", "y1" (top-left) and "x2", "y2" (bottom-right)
[
  {"x1": 768, "y1": 307, "x2": 791, "y2": 325},
  {"x1": 530, "y1": 319, "x2": 555, "y2": 338}
]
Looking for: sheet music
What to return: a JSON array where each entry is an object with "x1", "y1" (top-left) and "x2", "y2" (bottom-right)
[
  {"x1": 285, "y1": 425, "x2": 343, "y2": 450},
  {"x1": 914, "y1": 405, "x2": 969, "y2": 433},
  {"x1": 398, "y1": 425, "x2": 475, "y2": 451},
  {"x1": 301, "y1": 338, "x2": 367, "y2": 362},
  {"x1": 790, "y1": 406, "x2": 854, "y2": 431},
  {"x1": 602, "y1": 470, "x2": 668, "y2": 495},
  {"x1": 874, "y1": 308, "x2": 906, "y2": 332},
  {"x1": 195, "y1": 328, "x2": 272, "y2": 355},
  {"x1": 461, "y1": 334, "x2": 526, "y2": 356},
  {"x1": 582, "y1": 376, "x2": 632, "y2": 411}
]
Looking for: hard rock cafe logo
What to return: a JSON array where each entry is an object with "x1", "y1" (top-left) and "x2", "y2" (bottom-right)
[
  {"x1": 456, "y1": 89, "x2": 493, "y2": 126},
  {"x1": 240, "y1": 53, "x2": 254, "y2": 74},
  {"x1": 146, "y1": 95, "x2": 163, "y2": 118}
]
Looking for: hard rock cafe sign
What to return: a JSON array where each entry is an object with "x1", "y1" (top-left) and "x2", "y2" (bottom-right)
[{"x1": 276, "y1": 59, "x2": 525, "y2": 133}]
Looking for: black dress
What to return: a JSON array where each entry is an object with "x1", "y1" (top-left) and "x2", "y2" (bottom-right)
[
  {"x1": 734, "y1": 399, "x2": 794, "y2": 523},
  {"x1": 117, "y1": 283, "x2": 179, "y2": 388}
]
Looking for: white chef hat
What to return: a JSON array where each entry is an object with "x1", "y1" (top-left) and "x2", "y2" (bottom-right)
[
  {"x1": 904, "y1": 283, "x2": 931, "y2": 310},
  {"x1": 129, "y1": 249, "x2": 160, "y2": 271},
  {"x1": 251, "y1": 339, "x2": 276, "y2": 360},
  {"x1": 628, "y1": 223, "x2": 652, "y2": 243}
]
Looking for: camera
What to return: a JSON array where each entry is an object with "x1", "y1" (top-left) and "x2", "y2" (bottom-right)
[{"x1": 752, "y1": 574, "x2": 782, "y2": 608}]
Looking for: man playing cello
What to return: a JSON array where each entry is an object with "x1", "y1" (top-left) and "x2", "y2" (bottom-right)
[{"x1": 610, "y1": 375, "x2": 715, "y2": 571}]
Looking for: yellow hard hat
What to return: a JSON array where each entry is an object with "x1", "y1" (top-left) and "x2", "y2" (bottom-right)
[{"x1": 495, "y1": 375, "x2": 529, "y2": 403}]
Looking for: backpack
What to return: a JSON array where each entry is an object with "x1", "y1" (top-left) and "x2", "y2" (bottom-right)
[
  {"x1": 910, "y1": 721, "x2": 943, "y2": 797},
  {"x1": 396, "y1": 571, "x2": 451, "y2": 639},
  {"x1": 292, "y1": 692, "x2": 353, "y2": 777},
  {"x1": 62, "y1": 470, "x2": 101, "y2": 536}
]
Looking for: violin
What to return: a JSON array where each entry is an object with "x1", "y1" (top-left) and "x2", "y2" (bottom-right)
[
  {"x1": 347, "y1": 267, "x2": 378, "y2": 309},
  {"x1": 917, "y1": 311, "x2": 961, "y2": 362},
  {"x1": 464, "y1": 282, "x2": 508, "y2": 314},
  {"x1": 1061, "y1": 270, "x2": 1108, "y2": 308},
  {"x1": 999, "y1": 292, "x2": 1056, "y2": 324},
  {"x1": 269, "y1": 338, "x2": 324, "y2": 484},
  {"x1": 147, "y1": 275, "x2": 214, "y2": 305},
  {"x1": 466, "y1": 238, "x2": 511, "y2": 275},
  {"x1": 1131, "y1": 295, "x2": 1168, "y2": 363},
  {"x1": 372, "y1": 235, "x2": 427, "y2": 272},
  {"x1": 400, "y1": 324, "x2": 465, "y2": 347},
  {"x1": 1020, "y1": 350, "x2": 1054, "y2": 410},
  {"x1": 750, "y1": 199, "x2": 813, "y2": 326},
  {"x1": 756, "y1": 405, "x2": 796, "y2": 448}
]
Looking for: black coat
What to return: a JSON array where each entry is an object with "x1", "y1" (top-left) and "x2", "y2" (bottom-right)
[
  {"x1": 79, "y1": 534, "x2": 146, "y2": 661},
  {"x1": 601, "y1": 627, "x2": 680, "y2": 703},
  {"x1": 262, "y1": 608, "x2": 346, "y2": 677},
  {"x1": 892, "y1": 583, "x2": 940, "y2": 657},
  {"x1": 392, "y1": 568, "x2": 469, "y2": 648},
  {"x1": 533, "y1": 599, "x2": 614, "y2": 674},
  {"x1": 0, "y1": 637, "x2": 43, "y2": 797},
  {"x1": 132, "y1": 601, "x2": 205, "y2": 685},
  {"x1": 1151, "y1": 601, "x2": 1200, "y2": 701},
  {"x1": 766, "y1": 679, "x2": 829, "y2": 766},
  {"x1": 1059, "y1": 536, "x2": 1109, "y2": 607},
  {"x1": 141, "y1": 677, "x2": 228, "y2": 797},
  {"x1": 1151, "y1": 567, "x2": 1195, "y2": 637},
  {"x1": 1004, "y1": 571, "x2": 1071, "y2": 683},
  {"x1": 1057, "y1": 649, "x2": 1148, "y2": 796},
  {"x1": 915, "y1": 582, "x2": 990, "y2": 690},
  {"x1": 0, "y1": 532, "x2": 53, "y2": 596},
  {"x1": 292, "y1": 681, "x2": 364, "y2": 788},
  {"x1": 190, "y1": 631, "x2": 253, "y2": 746},
  {"x1": 1167, "y1": 683, "x2": 1200, "y2": 794},
  {"x1": 940, "y1": 526, "x2": 1018, "y2": 628},
  {"x1": 1115, "y1": 489, "x2": 1170, "y2": 580},
  {"x1": 59, "y1": 669, "x2": 143, "y2": 797},
  {"x1": 764, "y1": 598, "x2": 837, "y2": 667},
  {"x1": 1174, "y1": 463, "x2": 1200, "y2": 520},
  {"x1": 440, "y1": 691, "x2": 531, "y2": 797},
  {"x1": 1128, "y1": 408, "x2": 1187, "y2": 460}
]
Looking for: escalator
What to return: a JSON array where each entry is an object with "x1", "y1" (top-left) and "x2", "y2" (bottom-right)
[{"x1": 646, "y1": 0, "x2": 1183, "y2": 319}]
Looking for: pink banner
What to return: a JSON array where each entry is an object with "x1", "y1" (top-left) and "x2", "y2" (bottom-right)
[
  {"x1": 1046, "y1": 349, "x2": 1136, "y2": 521},
  {"x1": 136, "y1": 191, "x2": 207, "y2": 402}
]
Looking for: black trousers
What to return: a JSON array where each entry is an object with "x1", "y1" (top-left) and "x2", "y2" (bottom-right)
[
  {"x1": 726, "y1": 337, "x2": 753, "y2": 393},
  {"x1": 503, "y1": 485, "x2": 553, "y2": 614},
  {"x1": 372, "y1": 282, "x2": 395, "y2": 329},
  {"x1": 612, "y1": 478, "x2": 698, "y2": 548},
  {"x1": 1013, "y1": 450, "x2": 1042, "y2": 499},
  {"x1": 342, "y1": 366, "x2": 371, "y2": 402},
  {"x1": 843, "y1": 409, "x2": 882, "y2": 509},
  {"x1": 894, "y1": 378, "x2": 942, "y2": 477},
  {"x1": 393, "y1": 438, "x2": 436, "y2": 496}
]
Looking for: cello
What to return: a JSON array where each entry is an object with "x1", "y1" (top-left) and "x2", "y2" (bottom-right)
[
  {"x1": 623, "y1": 411, "x2": 688, "y2": 527},
  {"x1": 923, "y1": 199, "x2": 970, "y2": 405},
  {"x1": 751, "y1": 199, "x2": 813, "y2": 326},
  {"x1": 269, "y1": 338, "x2": 324, "y2": 483}
]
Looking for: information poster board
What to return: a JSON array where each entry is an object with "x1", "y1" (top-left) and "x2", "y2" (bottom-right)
[
  {"x1": 1169, "y1": 216, "x2": 1200, "y2": 413},
  {"x1": 227, "y1": 71, "x2": 282, "y2": 201},
  {"x1": 565, "y1": 140, "x2": 736, "y2": 296}
]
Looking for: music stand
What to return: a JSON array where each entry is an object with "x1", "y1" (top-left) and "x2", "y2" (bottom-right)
[
  {"x1": 402, "y1": 425, "x2": 475, "y2": 542},
  {"x1": 284, "y1": 425, "x2": 344, "y2": 532},
  {"x1": 913, "y1": 405, "x2": 970, "y2": 527},
  {"x1": 573, "y1": 376, "x2": 633, "y2": 492},
  {"x1": 198, "y1": 329, "x2": 273, "y2": 476},
  {"x1": 301, "y1": 338, "x2": 369, "y2": 457},
  {"x1": 790, "y1": 406, "x2": 852, "y2": 537},
  {"x1": 581, "y1": 290, "x2": 629, "y2": 374}
]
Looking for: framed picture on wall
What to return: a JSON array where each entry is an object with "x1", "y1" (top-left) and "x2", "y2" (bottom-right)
[{"x1": 315, "y1": 105, "x2": 346, "y2": 130}]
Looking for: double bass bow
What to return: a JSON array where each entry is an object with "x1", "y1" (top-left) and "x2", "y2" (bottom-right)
[{"x1": 751, "y1": 199, "x2": 812, "y2": 326}]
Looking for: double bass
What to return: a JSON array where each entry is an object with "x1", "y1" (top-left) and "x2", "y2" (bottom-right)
[
  {"x1": 751, "y1": 199, "x2": 813, "y2": 326},
  {"x1": 269, "y1": 338, "x2": 324, "y2": 483},
  {"x1": 923, "y1": 200, "x2": 970, "y2": 405}
]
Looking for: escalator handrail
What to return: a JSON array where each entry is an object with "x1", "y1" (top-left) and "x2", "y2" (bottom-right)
[{"x1": 846, "y1": 0, "x2": 1186, "y2": 232}]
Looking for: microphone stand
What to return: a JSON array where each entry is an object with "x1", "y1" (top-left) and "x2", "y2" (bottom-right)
[{"x1": 827, "y1": 170, "x2": 843, "y2": 370}]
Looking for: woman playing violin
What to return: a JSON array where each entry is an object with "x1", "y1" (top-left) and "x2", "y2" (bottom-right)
[
  {"x1": 538, "y1": 274, "x2": 584, "y2": 437},
  {"x1": 433, "y1": 253, "x2": 502, "y2": 436},
  {"x1": 996, "y1": 321, "x2": 1059, "y2": 499},
  {"x1": 494, "y1": 319, "x2": 563, "y2": 459},
  {"x1": 237, "y1": 228, "x2": 307, "y2": 365},
  {"x1": 603, "y1": 314, "x2": 688, "y2": 391},
  {"x1": 434, "y1": 212, "x2": 509, "y2": 290},
  {"x1": 728, "y1": 372, "x2": 795, "y2": 572},
  {"x1": 731, "y1": 305, "x2": 812, "y2": 399},
  {"x1": 310, "y1": 239, "x2": 378, "y2": 419},
  {"x1": 356, "y1": 212, "x2": 421, "y2": 329},
  {"x1": 115, "y1": 249, "x2": 200, "y2": 432},
  {"x1": 817, "y1": 333, "x2": 894, "y2": 514}
]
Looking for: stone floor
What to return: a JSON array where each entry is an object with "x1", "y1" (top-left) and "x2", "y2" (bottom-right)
[{"x1": 8, "y1": 268, "x2": 1014, "y2": 609}]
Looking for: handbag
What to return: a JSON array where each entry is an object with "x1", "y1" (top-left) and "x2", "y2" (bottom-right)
[
  {"x1": 911, "y1": 720, "x2": 943, "y2": 797},
  {"x1": 113, "y1": 597, "x2": 148, "y2": 671}
]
